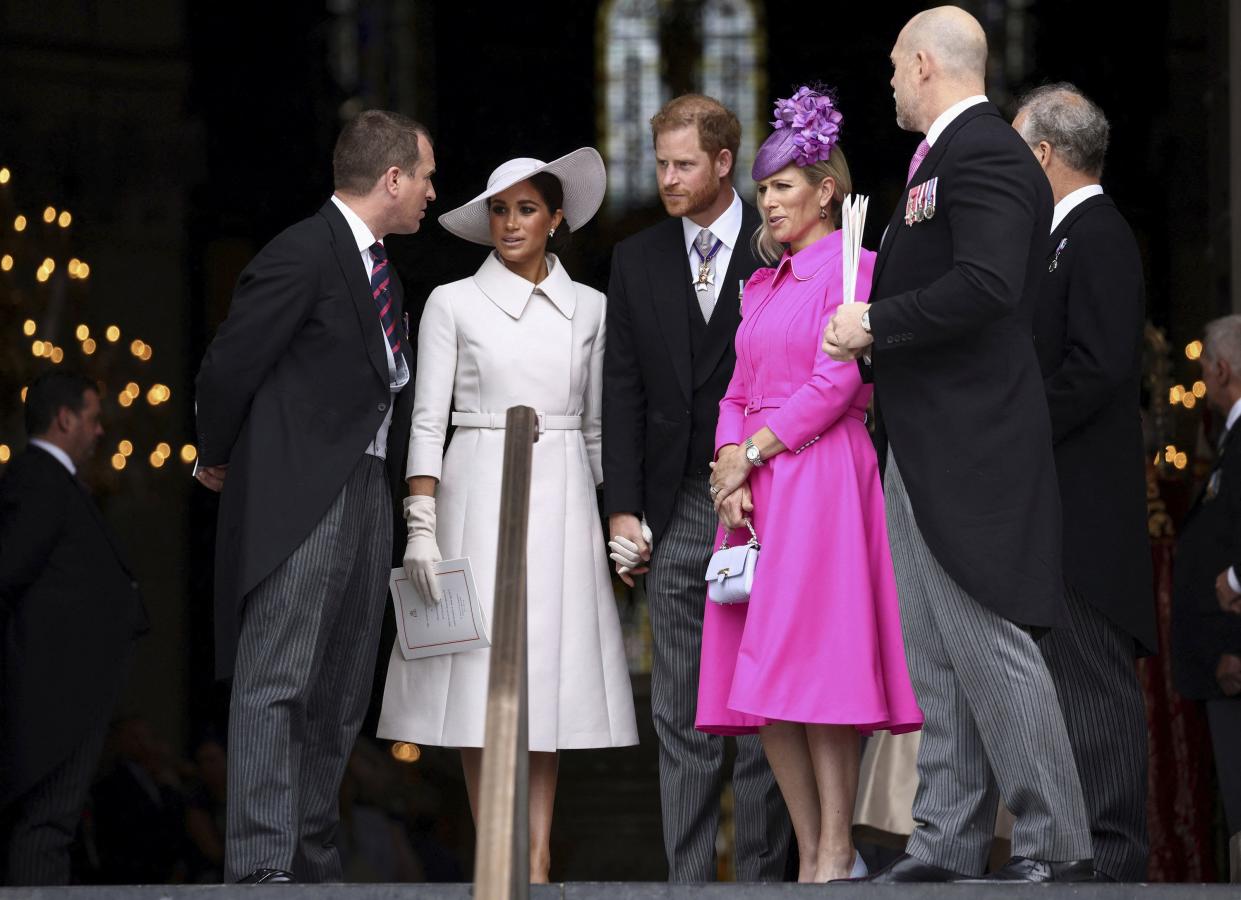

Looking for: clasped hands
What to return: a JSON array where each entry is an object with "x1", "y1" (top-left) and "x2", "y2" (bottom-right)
[{"x1": 821, "y1": 301, "x2": 872, "y2": 362}]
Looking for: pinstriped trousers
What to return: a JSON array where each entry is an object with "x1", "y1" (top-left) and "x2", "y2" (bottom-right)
[
  {"x1": 225, "y1": 455, "x2": 391, "y2": 883},
  {"x1": 1039, "y1": 586, "x2": 1149, "y2": 881},
  {"x1": 646, "y1": 476, "x2": 790, "y2": 882},
  {"x1": 883, "y1": 453, "x2": 1092, "y2": 875},
  {"x1": 2, "y1": 721, "x2": 108, "y2": 885}
]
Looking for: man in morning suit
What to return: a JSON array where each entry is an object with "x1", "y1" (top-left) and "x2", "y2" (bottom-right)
[
  {"x1": 603, "y1": 93, "x2": 790, "y2": 881},
  {"x1": 825, "y1": 7, "x2": 1093, "y2": 883},
  {"x1": 0, "y1": 371, "x2": 147, "y2": 885},
  {"x1": 1013, "y1": 83, "x2": 1156, "y2": 882},
  {"x1": 195, "y1": 110, "x2": 435, "y2": 884},
  {"x1": 1172, "y1": 314, "x2": 1241, "y2": 859}
]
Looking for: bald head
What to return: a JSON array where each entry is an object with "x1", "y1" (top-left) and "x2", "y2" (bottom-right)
[{"x1": 899, "y1": 6, "x2": 987, "y2": 85}]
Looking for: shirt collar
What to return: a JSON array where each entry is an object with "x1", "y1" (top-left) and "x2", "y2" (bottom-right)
[
  {"x1": 29, "y1": 438, "x2": 76, "y2": 475},
  {"x1": 1226, "y1": 397, "x2": 1241, "y2": 435},
  {"x1": 681, "y1": 188, "x2": 742, "y2": 257},
  {"x1": 473, "y1": 250, "x2": 577, "y2": 320},
  {"x1": 774, "y1": 228, "x2": 843, "y2": 282},
  {"x1": 330, "y1": 194, "x2": 378, "y2": 254},
  {"x1": 926, "y1": 94, "x2": 989, "y2": 146},
  {"x1": 1051, "y1": 184, "x2": 1104, "y2": 233}
]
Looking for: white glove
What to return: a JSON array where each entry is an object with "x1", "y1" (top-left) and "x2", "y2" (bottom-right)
[
  {"x1": 402, "y1": 495, "x2": 442, "y2": 604},
  {"x1": 608, "y1": 518, "x2": 653, "y2": 574}
]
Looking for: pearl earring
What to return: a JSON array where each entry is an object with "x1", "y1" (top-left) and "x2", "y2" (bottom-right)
[{"x1": 548, "y1": 229, "x2": 556, "y2": 238}]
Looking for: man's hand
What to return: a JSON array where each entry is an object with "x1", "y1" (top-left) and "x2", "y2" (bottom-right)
[
  {"x1": 1216, "y1": 653, "x2": 1241, "y2": 696},
  {"x1": 1216, "y1": 569, "x2": 1241, "y2": 614},
  {"x1": 608, "y1": 513, "x2": 651, "y2": 588},
  {"x1": 823, "y1": 302, "x2": 872, "y2": 362},
  {"x1": 709, "y1": 445, "x2": 751, "y2": 508},
  {"x1": 718, "y1": 484, "x2": 754, "y2": 530},
  {"x1": 195, "y1": 464, "x2": 228, "y2": 492}
]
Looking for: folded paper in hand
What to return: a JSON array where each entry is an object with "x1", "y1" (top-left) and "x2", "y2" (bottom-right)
[{"x1": 389, "y1": 558, "x2": 490, "y2": 660}]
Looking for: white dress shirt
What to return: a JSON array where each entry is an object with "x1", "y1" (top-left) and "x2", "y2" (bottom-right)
[
  {"x1": 1051, "y1": 184, "x2": 1105, "y2": 234},
  {"x1": 681, "y1": 188, "x2": 742, "y2": 305},
  {"x1": 29, "y1": 438, "x2": 75, "y2": 475},
  {"x1": 925, "y1": 94, "x2": 989, "y2": 147},
  {"x1": 1219, "y1": 398, "x2": 1241, "y2": 593},
  {"x1": 330, "y1": 194, "x2": 411, "y2": 459}
]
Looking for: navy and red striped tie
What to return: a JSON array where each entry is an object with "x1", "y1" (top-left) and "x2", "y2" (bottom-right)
[{"x1": 369, "y1": 241, "x2": 401, "y2": 361}]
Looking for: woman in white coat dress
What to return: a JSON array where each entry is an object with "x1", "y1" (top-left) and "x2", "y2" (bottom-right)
[{"x1": 377, "y1": 149, "x2": 638, "y2": 881}]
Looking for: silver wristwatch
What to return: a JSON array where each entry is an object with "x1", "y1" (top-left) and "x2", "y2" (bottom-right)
[
  {"x1": 860, "y1": 310, "x2": 872, "y2": 333},
  {"x1": 744, "y1": 436, "x2": 764, "y2": 467}
]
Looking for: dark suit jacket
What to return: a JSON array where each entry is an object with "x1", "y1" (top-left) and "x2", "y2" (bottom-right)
[
  {"x1": 0, "y1": 446, "x2": 146, "y2": 804},
  {"x1": 1173, "y1": 423, "x2": 1241, "y2": 700},
  {"x1": 602, "y1": 200, "x2": 762, "y2": 541},
  {"x1": 196, "y1": 199, "x2": 413, "y2": 677},
  {"x1": 866, "y1": 101, "x2": 1067, "y2": 628},
  {"x1": 1032, "y1": 193, "x2": 1156, "y2": 653}
]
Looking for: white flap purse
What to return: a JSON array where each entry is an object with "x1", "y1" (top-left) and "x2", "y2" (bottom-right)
[{"x1": 704, "y1": 519, "x2": 760, "y2": 605}]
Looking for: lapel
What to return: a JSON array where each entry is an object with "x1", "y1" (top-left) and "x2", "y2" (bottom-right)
[
  {"x1": 693, "y1": 202, "x2": 760, "y2": 388},
  {"x1": 318, "y1": 199, "x2": 390, "y2": 384},
  {"x1": 644, "y1": 218, "x2": 695, "y2": 402},
  {"x1": 872, "y1": 101, "x2": 1000, "y2": 290}
]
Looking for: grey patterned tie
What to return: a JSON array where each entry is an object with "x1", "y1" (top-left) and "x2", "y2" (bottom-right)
[{"x1": 694, "y1": 228, "x2": 717, "y2": 322}]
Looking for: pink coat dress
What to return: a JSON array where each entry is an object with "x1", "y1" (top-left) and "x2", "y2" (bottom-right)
[{"x1": 696, "y1": 229, "x2": 922, "y2": 736}]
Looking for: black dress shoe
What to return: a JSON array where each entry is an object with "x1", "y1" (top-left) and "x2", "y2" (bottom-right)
[
  {"x1": 237, "y1": 868, "x2": 296, "y2": 884},
  {"x1": 835, "y1": 852, "x2": 964, "y2": 883},
  {"x1": 956, "y1": 855, "x2": 1095, "y2": 883}
]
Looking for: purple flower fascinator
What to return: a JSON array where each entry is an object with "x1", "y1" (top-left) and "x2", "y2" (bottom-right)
[{"x1": 752, "y1": 86, "x2": 844, "y2": 181}]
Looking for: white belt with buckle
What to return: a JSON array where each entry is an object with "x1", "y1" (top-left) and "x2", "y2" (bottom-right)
[{"x1": 450, "y1": 411, "x2": 582, "y2": 434}]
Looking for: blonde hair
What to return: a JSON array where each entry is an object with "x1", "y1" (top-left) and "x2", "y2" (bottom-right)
[{"x1": 751, "y1": 146, "x2": 853, "y2": 265}]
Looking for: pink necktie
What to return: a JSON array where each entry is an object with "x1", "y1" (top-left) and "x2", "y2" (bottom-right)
[{"x1": 906, "y1": 139, "x2": 931, "y2": 185}]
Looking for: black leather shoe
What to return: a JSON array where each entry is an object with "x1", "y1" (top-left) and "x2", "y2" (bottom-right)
[
  {"x1": 956, "y1": 855, "x2": 1095, "y2": 883},
  {"x1": 1094, "y1": 869, "x2": 1117, "y2": 882},
  {"x1": 237, "y1": 868, "x2": 295, "y2": 884},
  {"x1": 835, "y1": 852, "x2": 964, "y2": 883}
]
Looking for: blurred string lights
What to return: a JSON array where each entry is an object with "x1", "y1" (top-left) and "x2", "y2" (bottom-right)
[
  {"x1": 0, "y1": 165, "x2": 195, "y2": 472},
  {"x1": 1152, "y1": 340, "x2": 1212, "y2": 472}
]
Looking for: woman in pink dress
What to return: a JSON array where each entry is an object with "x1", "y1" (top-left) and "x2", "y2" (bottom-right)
[{"x1": 702, "y1": 87, "x2": 922, "y2": 882}]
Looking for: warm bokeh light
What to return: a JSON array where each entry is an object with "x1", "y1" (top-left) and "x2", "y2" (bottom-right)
[
  {"x1": 75, "y1": 324, "x2": 89, "y2": 341},
  {"x1": 125, "y1": 382, "x2": 140, "y2": 398},
  {"x1": 180, "y1": 444, "x2": 198, "y2": 463},
  {"x1": 0, "y1": 167, "x2": 9, "y2": 184},
  {"x1": 1169, "y1": 385, "x2": 1185, "y2": 405},
  {"x1": 118, "y1": 392, "x2": 134, "y2": 408},
  {"x1": 58, "y1": 210, "x2": 71, "y2": 228},
  {"x1": 42, "y1": 257, "x2": 55, "y2": 273},
  {"x1": 118, "y1": 440, "x2": 133, "y2": 457},
  {"x1": 50, "y1": 346, "x2": 64, "y2": 364},
  {"x1": 1192, "y1": 380, "x2": 1207, "y2": 398},
  {"x1": 42, "y1": 206, "x2": 56, "y2": 224},
  {"x1": 1174, "y1": 452, "x2": 1188, "y2": 470},
  {"x1": 20, "y1": 387, "x2": 27, "y2": 402},
  {"x1": 13, "y1": 215, "x2": 27, "y2": 232},
  {"x1": 0, "y1": 445, "x2": 9, "y2": 463},
  {"x1": 67, "y1": 258, "x2": 80, "y2": 276},
  {"x1": 1, "y1": 254, "x2": 12, "y2": 271},
  {"x1": 1186, "y1": 340, "x2": 1203, "y2": 361},
  {"x1": 149, "y1": 452, "x2": 165, "y2": 468},
  {"x1": 83, "y1": 338, "x2": 97, "y2": 355},
  {"x1": 111, "y1": 453, "x2": 127, "y2": 471},
  {"x1": 1182, "y1": 393, "x2": 1198, "y2": 410},
  {"x1": 77, "y1": 262, "x2": 90, "y2": 279},
  {"x1": 22, "y1": 319, "x2": 35, "y2": 336},
  {"x1": 390, "y1": 742, "x2": 422, "y2": 763},
  {"x1": 106, "y1": 325, "x2": 120, "y2": 342},
  {"x1": 35, "y1": 267, "x2": 49, "y2": 283},
  {"x1": 31, "y1": 340, "x2": 44, "y2": 357},
  {"x1": 140, "y1": 345, "x2": 153, "y2": 361},
  {"x1": 156, "y1": 442, "x2": 171, "y2": 459},
  {"x1": 130, "y1": 339, "x2": 145, "y2": 357}
]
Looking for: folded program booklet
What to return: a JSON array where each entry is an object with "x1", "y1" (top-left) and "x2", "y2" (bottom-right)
[{"x1": 388, "y1": 558, "x2": 490, "y2": 660}]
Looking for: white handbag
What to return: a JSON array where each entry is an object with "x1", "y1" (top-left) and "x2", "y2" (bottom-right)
[{"x1": 704, "y1": 519, "x2": 761, "y2": 605}]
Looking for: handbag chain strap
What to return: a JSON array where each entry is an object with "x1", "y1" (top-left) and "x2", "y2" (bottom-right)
[{"x1": 718, "y1": 518, "x2": 760, "y2": 551}]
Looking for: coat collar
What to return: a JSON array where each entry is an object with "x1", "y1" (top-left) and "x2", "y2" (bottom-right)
[
  {"x1": 775, "y1": 228, "x2": 843, "y2": 283},
  {"x1": 473, "y1": 251, "x2": 577, "y2": 320},
  {"x1": 1050, "y1": 192, "x2": 1113, "y2": 244}
]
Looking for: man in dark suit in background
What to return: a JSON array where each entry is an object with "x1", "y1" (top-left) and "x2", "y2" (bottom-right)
[
  {"x1": 825, "y1": 6, "x2": 1092, "y2": 884},
  {"x1": 195, "y1": 110, "x2": 434, "y2": 884},
  {"x1": 0, "y1": 371, "x2": 146, "y2": 885},
  {"x1": 1173, "y1": 314, "x2": 1241, "y2": 867},
  {"x1": 603, "y1": 94, "x2": 789, "y2": 881},
  {"x1": 1013, "y1": 83, "x2": 1156, "y2": 882}
]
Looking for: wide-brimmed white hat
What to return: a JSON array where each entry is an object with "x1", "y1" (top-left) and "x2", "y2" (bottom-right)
[{"x1": 438, "y1": 147, "x2": 606, "y2": 246}]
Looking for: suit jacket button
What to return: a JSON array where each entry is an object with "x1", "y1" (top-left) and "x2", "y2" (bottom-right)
[{"x1": 378, "y1": 402, "x2": 388, "y2": 412}]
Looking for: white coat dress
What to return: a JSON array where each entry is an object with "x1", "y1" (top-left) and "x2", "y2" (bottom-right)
[{"x1": 377, "y1": 251, "x2": 638, "y2": 751}]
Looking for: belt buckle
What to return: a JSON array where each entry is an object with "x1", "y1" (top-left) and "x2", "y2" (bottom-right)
[{"x1": 535, "y1": 412, "x2": 546, "y2": 434}]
